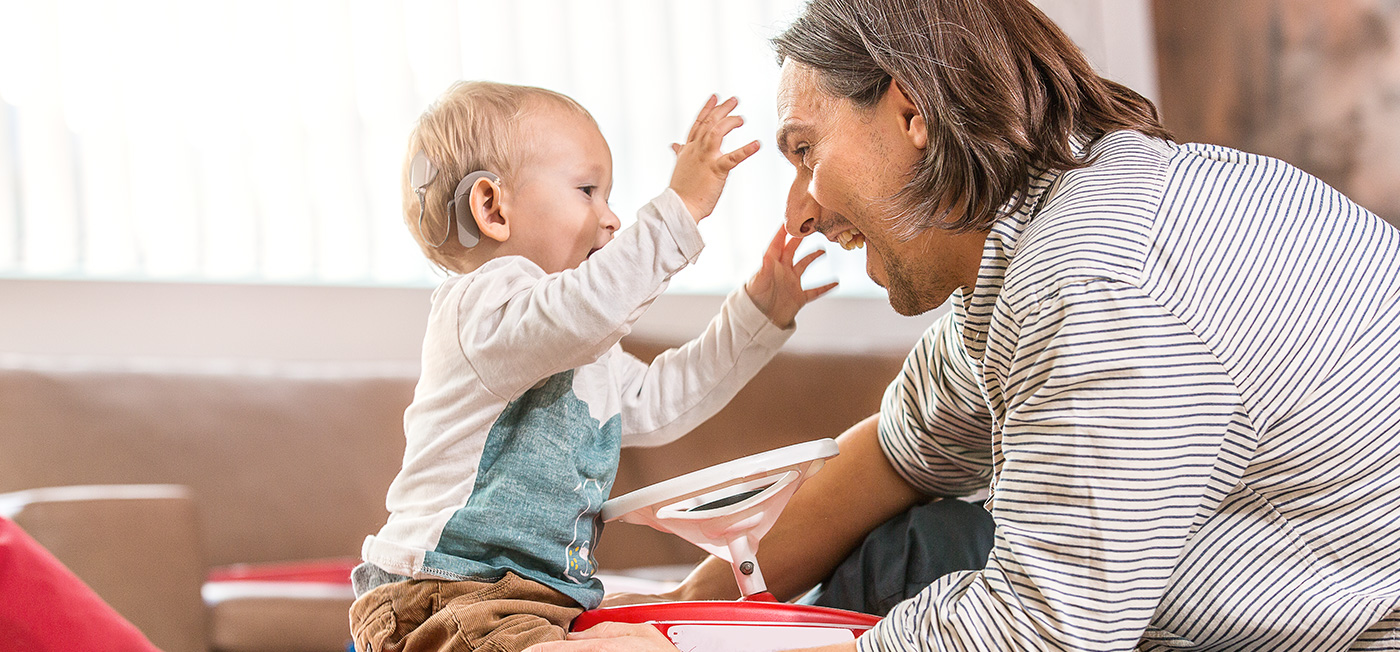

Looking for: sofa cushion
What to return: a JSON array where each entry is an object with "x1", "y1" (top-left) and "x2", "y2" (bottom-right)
[
  {"x1": 0, "y1": 345, "x2": 905, "y2": 574},
  {"x1": 3, "y1": 485, "x2": 206, "y2": 652},
  {"x1": 207, "y1": 595, "x2": 354, "y2": 652},
  {"x1": 0, "y1": 356, "x2": 415, "y2": 567},
  {"x1": 204, "y1": 559, "x2": 358, "y2": 652}
]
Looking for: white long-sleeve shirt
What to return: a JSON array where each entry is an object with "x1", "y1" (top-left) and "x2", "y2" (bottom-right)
[
  {"x1": 362, "y1": 189, "x2": 792, "y2": 609},
  {"x1": 868, "y1": 131, "x2": 1400, "y2": 651}
]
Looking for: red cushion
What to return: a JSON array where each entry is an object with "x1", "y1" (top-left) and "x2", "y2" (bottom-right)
[
  {"x1": 207, "y1": 557, "x2": 358, "y2": 584},
  {"x1": 0, "y1": 517, "x2": 159, "y2": 652}
]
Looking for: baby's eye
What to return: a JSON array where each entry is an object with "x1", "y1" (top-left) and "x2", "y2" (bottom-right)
[{"x1": 579, "y1": 185, "x2": 596, "y2": 197}]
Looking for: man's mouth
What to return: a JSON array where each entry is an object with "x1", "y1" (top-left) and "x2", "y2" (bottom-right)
[{"x1": 833, "y1": 227, "x2": 865, "y2": 250}]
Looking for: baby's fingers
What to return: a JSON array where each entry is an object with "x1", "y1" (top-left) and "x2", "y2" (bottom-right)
[
  {"x1": 717, "y1": 140, "x2": 761, "y2": 172},
  {"x1": 794, "y1": 249, "x2": 826, "y2": 276},
  {"x1": 689, "y1": 96, "x2": 736, "y2": 144},
  {"x1": 805, "y1": 281, "x2": 840, "y2": 302},
  {"x1": 762, "y1": 225, "x2": 788, "y2": 261},
  {"x1": 686, "y1": 95, "x2": 720, "y2": 143},
  {"x1": 701, "y1": 115, "x2": 746, "y2": 147},
  {"x1": 779, "y1": 231, "x2": 806, "y2": 265}
]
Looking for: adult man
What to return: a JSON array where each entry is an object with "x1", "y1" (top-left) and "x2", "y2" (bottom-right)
[{"x1": 530, "y1": 0, "x2": 1400, "y2": 650}]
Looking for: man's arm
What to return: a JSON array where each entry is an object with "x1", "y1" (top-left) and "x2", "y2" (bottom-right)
[
  {"x1": 541, "y1": 417, "x2": 915, "y2": 651},
  {"x1": 665, "y1": 414, "x2": 924, "y2": 602},
  {"x1": 617, "y1": 312, "x2": 988, "y2": 604},
  {"x1": 862, "y1": 279, "x2": 1247, "y2": 652}
]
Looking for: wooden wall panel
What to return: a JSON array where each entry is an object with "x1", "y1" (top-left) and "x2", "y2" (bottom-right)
[{"x1": 1152, "y1": 0, "x2": 1400, "y2": 227}]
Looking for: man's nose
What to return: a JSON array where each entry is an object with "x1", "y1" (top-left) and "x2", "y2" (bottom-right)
[{"x1": 785, "y1": 177, "x2": 819, "y2": 238}]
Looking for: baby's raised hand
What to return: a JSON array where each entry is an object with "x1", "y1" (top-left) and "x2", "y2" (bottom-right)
[
  {"x1": 745, "y1": 225, "x2": 839, "y2": 329},
  {"x1": 669, "y1": 95, "x2": 760, "y2": 221}
]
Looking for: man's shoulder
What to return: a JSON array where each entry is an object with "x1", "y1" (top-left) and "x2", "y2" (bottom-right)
[
  {"x1": 1030, "y1": 131, "x2": 1177, "y2": 242},
  {"x1": 1001, "y1": 131, "x2": 1175, "y2": 304}
]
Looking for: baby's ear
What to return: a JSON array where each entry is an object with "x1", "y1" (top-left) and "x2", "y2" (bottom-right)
[{"x1": 470, "y1": 177, "x2": 509, "y2": 243}]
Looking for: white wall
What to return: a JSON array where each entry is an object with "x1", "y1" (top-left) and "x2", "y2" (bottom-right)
[
  {"x1": 1036, "y1": 0, "x2": 1160, "y2": 103},
  {"x1": 0, "y1": 279, "x2": 940, "y2": 362}
]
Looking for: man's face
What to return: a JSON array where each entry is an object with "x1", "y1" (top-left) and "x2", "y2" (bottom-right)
[{"x1": 775, "y1": 60, "x2": 988, "y2": 315}]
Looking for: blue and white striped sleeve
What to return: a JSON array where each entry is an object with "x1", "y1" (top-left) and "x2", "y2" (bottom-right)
[
  {"x1": 879, "y1": 311, "x2": 996, "y2": 497},
  {"x1": 862, "y1": 278, "x2": 1255, "y2": 652}
]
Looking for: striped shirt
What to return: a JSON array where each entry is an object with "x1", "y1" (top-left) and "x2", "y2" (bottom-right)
[{"x1": 865, "y1": 131, "x2": 1400, "y2": 651}]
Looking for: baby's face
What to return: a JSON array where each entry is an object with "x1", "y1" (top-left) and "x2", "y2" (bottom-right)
[{"x1": 501, "y1": 106, "x2": 620, "y2": 274}]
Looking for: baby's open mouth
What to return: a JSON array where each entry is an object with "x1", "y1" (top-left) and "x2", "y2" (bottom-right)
[
  {"x1": 587, "y1": 247, "x2": 602, "y2": 258},
  {"x1": 834, "y1": 227, "x2": 865, "y2": 250}
]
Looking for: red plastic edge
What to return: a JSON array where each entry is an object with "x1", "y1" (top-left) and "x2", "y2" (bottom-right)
[
  {"x1": 573, "y1": 600, "x2": 882, "y2": 632},
  {"x1": 206, "y1": 557, "x2": 359, "y2": 584}
]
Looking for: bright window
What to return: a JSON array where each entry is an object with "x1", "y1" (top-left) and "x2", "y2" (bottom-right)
[{"x1": 0, "y1": 0, "x2": 1153, "y2": 296}]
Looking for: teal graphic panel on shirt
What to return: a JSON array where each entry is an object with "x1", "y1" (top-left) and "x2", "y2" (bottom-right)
[{"x1": 423, "y1": 369, "x2": 621, "y2": 608}]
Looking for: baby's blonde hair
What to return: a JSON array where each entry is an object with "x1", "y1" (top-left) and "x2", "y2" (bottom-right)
[{"x1": 403, "y1": 80, "x2": 593, "y2": 273}]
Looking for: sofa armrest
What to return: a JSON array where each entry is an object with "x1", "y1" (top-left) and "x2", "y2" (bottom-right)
[
  {"x1": 0, "y1": 515, "x2": 160, "y2": 651},
  {"x1": 1, "y1": 485, "x2": 209, "y2": 652}
]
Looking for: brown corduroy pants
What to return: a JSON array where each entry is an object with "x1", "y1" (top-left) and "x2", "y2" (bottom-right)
[{"x1": 348, "y1": 571, "x2": 584, "y2": 652}]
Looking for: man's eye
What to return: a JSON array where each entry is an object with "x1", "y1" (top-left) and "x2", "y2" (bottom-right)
[{"x1": 793, "y1": 146, "x2": 810, "y2": 163}]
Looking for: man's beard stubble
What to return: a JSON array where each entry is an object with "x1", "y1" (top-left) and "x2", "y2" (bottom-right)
[{"x1": 883, "y1": 254, "x2": 937, "y2": 316}]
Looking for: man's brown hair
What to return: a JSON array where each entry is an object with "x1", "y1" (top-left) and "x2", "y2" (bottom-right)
[{"x1": 773, "y1": 0, "x2": 1173, "y2": 235}]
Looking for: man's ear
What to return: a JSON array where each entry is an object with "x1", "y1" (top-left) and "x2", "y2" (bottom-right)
[
  {"x1": 470, "y1": 178, "x2": 509, "y2": 243},
  {"x1": 886, "y1": 79, "x2": 927, "y2": 150}
]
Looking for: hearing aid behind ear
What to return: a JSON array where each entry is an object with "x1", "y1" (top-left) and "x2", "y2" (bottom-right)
[
  {"x1": 447, "y1": 171, "x2": 499, "y2": 248},
  {"x1": 410, "y1": 150, "x2": 498, "y2": 249},
  {"x1": 410, "y1": 151, "x2": 447, "y2": 247}
]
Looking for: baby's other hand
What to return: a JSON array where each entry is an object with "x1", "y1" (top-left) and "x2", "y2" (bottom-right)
[
  {"x1": 669, "y1": 95, "x2": 760, "y2": 222},
  {"x1": 745, "y1": 225, "x2": 839, "y2": 329}
]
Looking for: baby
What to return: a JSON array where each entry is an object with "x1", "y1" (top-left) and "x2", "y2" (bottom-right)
[{"x1": 349, "y1": 81, "x2": 835, "y2": 652}]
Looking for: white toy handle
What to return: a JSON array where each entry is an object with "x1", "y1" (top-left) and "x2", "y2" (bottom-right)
[{"x1": 601, "y1": 439, "x2": 839, "y2": 597}]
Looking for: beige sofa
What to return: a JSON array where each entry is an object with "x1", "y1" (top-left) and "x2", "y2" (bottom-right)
[{"x1": 0, "y1": 342, "x2": 903, "y2": 652}]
